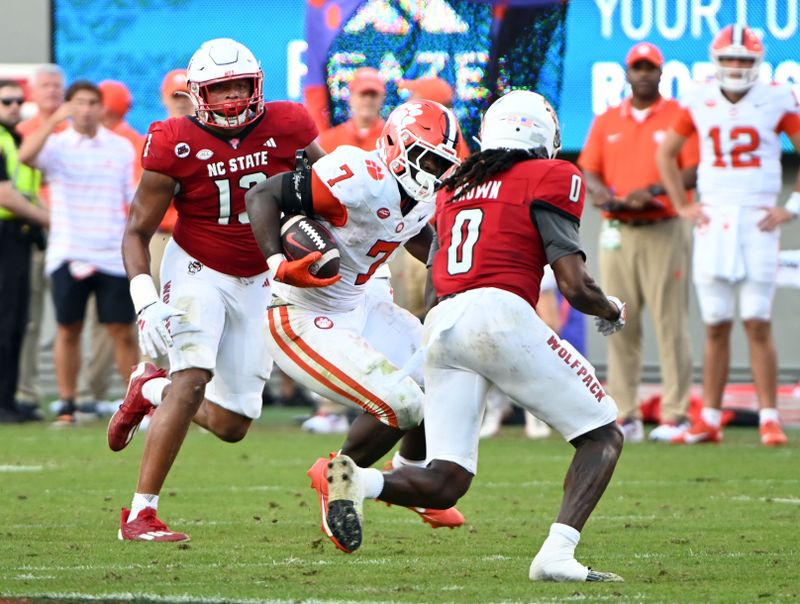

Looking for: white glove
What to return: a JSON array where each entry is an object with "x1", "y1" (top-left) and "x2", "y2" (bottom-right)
[
  {"x1": 136, "y1": 300, "x2": 186, "y2": 358},
  {"x1": 594, "y1": 296, "x2": 626, "y2": 336}
]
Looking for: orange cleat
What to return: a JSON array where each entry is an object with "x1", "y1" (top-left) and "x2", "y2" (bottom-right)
[
  {"x1": 383, "y1": 459, "x2": 465, "y2": 528},
  {"x1": 760, "y1": 421, "x2": 788, "y2": 446},
  {"x1": 670, "y1": 417, "x2": 722, "y2": 444},
  {"x1": 308, "y1": 454, "x2": 355, "y2": 553}
]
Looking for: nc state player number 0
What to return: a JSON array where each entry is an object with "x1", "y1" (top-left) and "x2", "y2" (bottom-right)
[{"x1": 446, "y1": 173, "x2": 583, "y2": 275}]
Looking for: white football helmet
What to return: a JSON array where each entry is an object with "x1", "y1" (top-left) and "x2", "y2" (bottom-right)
[
  {"x1": 377, "y1": 100, "x2": 461, "y2": 203},
  {"x1": 710, "y1": 24, "x2": 764, "y2": 93},
  {"x1": 479, "y1": 90, "x2": 561, "y2": 159},
  {"x1": 186, "y1": 38, "x2": 264, "y2": 128}
]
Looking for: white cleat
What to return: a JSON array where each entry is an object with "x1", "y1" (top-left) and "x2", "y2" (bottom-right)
[{"x1": 530, "y1": 553, "x2": 623, "y2": 583}]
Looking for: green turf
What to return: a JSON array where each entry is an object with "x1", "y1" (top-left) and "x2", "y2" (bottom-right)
[{"x1": 1, "y1": 409, "x2": 798, "y2": 603}]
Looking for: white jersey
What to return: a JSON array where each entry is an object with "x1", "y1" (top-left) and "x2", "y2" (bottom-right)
[
  {"x1": 277, "y1": 146, "x2": 432, "y2": 312},
  {"x1": 677, "y1": 80, "x2": 800, "y2": 206}
]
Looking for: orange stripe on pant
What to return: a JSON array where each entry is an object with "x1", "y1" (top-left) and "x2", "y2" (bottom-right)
[{"x1": 268, "y1": 306, "x2": 398, "y2": 427}]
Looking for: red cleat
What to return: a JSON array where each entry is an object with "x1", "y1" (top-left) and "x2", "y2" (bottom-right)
[
  {"x1": 118, "y1": 507, "x2": 189, "y2": 542},
  {"x1": 107, "y1": 362, "x2": 166, "y2": 452},
  {"x1": 670, "y1": 417, "x2": 722, "y2": 444},
  {"x1": 760, "y1": 421, "x2": 788, "y2": 446}
]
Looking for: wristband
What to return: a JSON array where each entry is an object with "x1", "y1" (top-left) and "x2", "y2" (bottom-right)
[
  {"x1": 129, "y1": 273, "x2": 160, "y2": 314},
  {"x1": 785, "y1": 191, "x2": 800, "y2": 217},
  {"x1": 266, "y1": 253, "x2": 286, "y2": 275}
]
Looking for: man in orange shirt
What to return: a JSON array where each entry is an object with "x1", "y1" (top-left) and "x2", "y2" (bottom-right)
[
  {"x1": 398, "y1": 77, "x2": 471, "y2": 160},
  {"x1": 579, "y1": 42, "x2": 698, "y2": 443},
  {"x1": 99, "y1": 80, "x2": 144, "y2": 183},
  {"x1": 318, "y1": 67, "x2": 385, "y2": 152}
]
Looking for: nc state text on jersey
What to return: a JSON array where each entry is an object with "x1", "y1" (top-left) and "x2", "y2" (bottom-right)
[{"x1": 206, "y1": 151, "x2": 270, "y2": 177}]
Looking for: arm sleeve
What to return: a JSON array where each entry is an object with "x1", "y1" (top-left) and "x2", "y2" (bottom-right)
[
  {"x1": 426, "y1": 232, "x2": 439, "y2": 269},
  {"x1": 671, "y1": 107, "x2": 697, "y2": 137},
  {"x1": 34, "y1": 136, "x2": 58, "y2": 174},
  {"x1": 141, "y1": 121, "x2": 178, "y2": 176},
  {"x1": 530, "y1": 205, "x2": 586, "y2": 264}
]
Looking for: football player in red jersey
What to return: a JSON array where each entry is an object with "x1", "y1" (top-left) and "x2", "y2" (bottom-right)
[
  {"x1": 245, "y1": 100, "x2": 466, "y2": 552},
  {"x1": 321, "y1": 91, "x2": 628, "y2": 582},
  {"x1": 111, "y1": 38, "x2": 335, "y2": 542}
]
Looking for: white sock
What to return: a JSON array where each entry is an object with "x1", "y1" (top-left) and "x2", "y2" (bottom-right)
[
  {"x1": 142, "y1": 378, "x2": 170, "y2": 406},
  {"x1": 392, "y1": 450, "x2": 426, "y2": 468},
  {"x1": 129, "y1": 493, "x2": 159, "y2": 521},
  {"x1": 759, "y1": 408, "x2": 779, "y2": 425},
  {"x1": 701, "y1": 407, "x2": 722, "y2": 428},
  {"x1": 355, "y1": 467, "x2": 384, "y2": 499},
  {"x1": 530, "y1": 523, "x2": 589, "y2": 581}
]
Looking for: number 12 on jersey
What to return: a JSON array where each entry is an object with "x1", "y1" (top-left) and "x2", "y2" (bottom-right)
[{"x1": 447, "y1": 208, "x2": 483, "y2": 275}]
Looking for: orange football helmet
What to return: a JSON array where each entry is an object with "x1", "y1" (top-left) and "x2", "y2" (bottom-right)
[
  {"x1": 377, "y1": 100, "x2": 461, "y2": 203},
  {"x1": 710, "y1": 24, "x2": 764, "y2": 92},
  {"x1": 186, "y1": 38, "x2": 264, "y2": 129}
]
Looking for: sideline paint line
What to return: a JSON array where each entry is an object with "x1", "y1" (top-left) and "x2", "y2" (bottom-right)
[
  {"x1": 0, "y1": 593, "x2": 403, "y2": 604},
  {"x1": 0, "y1": 465, "x2": 43, "y2": 472}
]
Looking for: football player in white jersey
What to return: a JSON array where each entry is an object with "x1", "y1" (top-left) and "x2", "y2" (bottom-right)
[
  {"x1": 657, "y1": 24, "x2": 800, "y2": 446},
  {"x1": 245, "y1": 100, "x2": 466, "y2": 552}
]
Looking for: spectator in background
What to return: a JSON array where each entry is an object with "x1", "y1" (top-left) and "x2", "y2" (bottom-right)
[
  {"x1": 579, "y1": 42, "x2": 697, "y2": 444},
  {"x1": 99, "y1": 80, "x2": 144, "y2": 182},
  {"x1": 398, "y1": 76, "x2": 471, "y2": 160},
  {"x1": 19, "y1": 81, "x2": 139, "y2": 426},
  {"x1": 0, "y1": 80, "x2": 50, "y2": 423},
  {"x1": 15, "y1": 64, "x2": 68, "y2": 417},
  {"x1": 318, "y1": 67, "x2": 385, "y2": 152},
  {"x1": 160, "y1": 69, "x2": 194, "y2": 119},
  {"x1": 657, "y1": 25, "x2": 800, "y2": 446},
  {"x1": 67, "y1": 79, "x2": 146, "y2": 411}
]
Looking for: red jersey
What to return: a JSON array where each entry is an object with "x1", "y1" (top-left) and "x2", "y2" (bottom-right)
[
  {"x1": 141, "y1": 102, "x2": 317, "y2": 276},
  {"x1": 433, "y1": 159, "x2": 584, "y2": 309}
]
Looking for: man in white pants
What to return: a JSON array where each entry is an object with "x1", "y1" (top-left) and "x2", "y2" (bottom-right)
[
  {"x1": 245, "y1": 99, "x2": 467, "y2": 553},
  {"x1": 657, "y1": 24, "x2": 800, "y2": 446},
  {"x1": 110, "y1": 38, "x2": 331, "y2": 542},
  {"x1": 322, "y1": 91, "x2": 628, "y2": 582}
]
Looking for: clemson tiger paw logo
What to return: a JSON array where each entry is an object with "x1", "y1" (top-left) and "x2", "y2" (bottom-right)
[
  {"x1": 391, "y1": 103, "x2": 424, "y2": 128},
  {"x1": 365, "y1": 159, "x2": 384, "y2": 181},
  {"x1": 314, "y1": 316, "x2": 334, "y2": 329}
]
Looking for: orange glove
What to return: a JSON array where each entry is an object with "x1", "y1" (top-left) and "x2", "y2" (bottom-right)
[{"x1": 270, "y1": 252, "x2": 341, "y2": 288}]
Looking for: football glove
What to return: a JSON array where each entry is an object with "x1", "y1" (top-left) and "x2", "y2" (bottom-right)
[
  {"x1": 594, "y1": 296, "x2": 626, "y2": 336},
  {"x1": 136, "y1": 300, "x2": 186, "y2": 358},
  {"x1": 270, "y1": 252, "x2": 341, "y2": 288}
]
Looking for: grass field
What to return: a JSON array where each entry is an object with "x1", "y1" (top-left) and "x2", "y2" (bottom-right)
[{"x1": 1, "y1": 407, "x2": 798, "y2": 603}]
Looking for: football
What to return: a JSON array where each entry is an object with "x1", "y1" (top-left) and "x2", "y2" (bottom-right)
[{"x1": 280, "y1": 214, "x2": 340, "y2": 279}]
